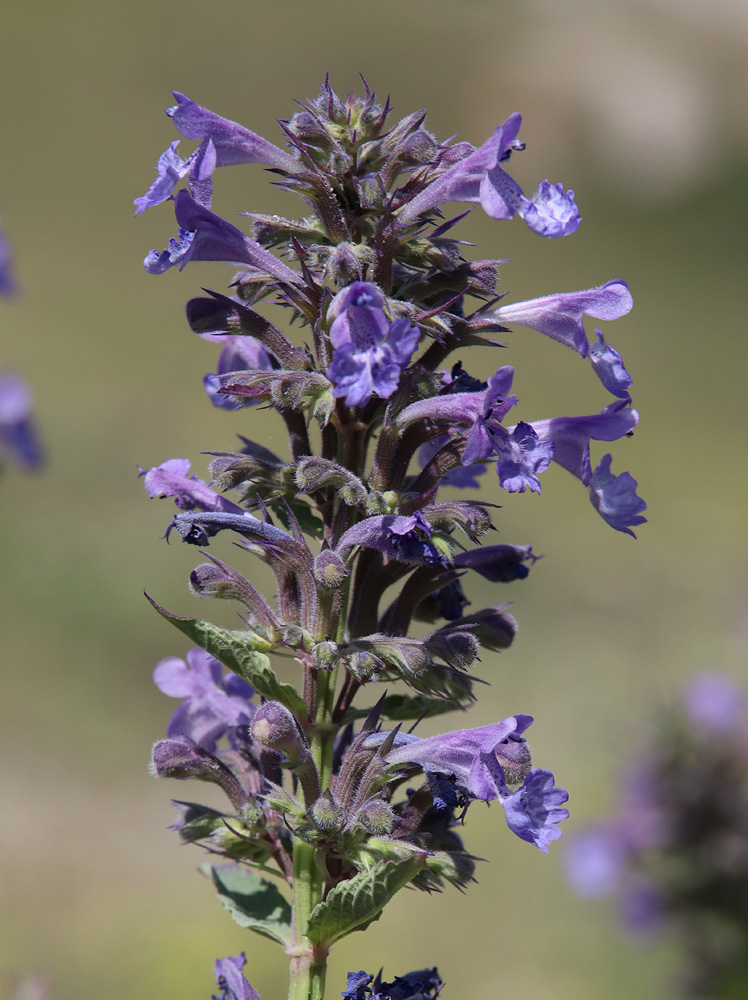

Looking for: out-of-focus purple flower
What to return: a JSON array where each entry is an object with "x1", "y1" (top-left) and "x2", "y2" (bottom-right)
[
  {"x1": 589, "y1": 329, "x2": 632, "y2": 400},
  {"x1": 337, "y1": 512, "x2": 444, "y2": 566},
  {"x1": 564, "y1": 826, "x2": 628, "y2": 897},
  {"x1": 0, "y1": 372, "x2": 43, "y2": 470},
  {"x1": 213, "y1": 953, "x2": 261, "y2": 1000},
  {"x1": 141, "y1": 457, "x2": 243, "y2": 513},
  {"x1": 327, "y1": 282, "x2": 420, "y2": 407},
  {"x1": 144, "y1": 190, "x2": 303, "y2": 286},
  {"x1": 488, "y1": 281, "x2": 633, "y2": 357},
  {"x1": 203, "y1": 336, "x2": 274, "y2": 409},
  {"x1": 0, "y1": 221, "x2": 17, "y2": 295},
  {"x1": 531, "y1": 401, "x2": 639, "y2": 486},
  {"x1": 153, "y1": 648, "x2": 255, "y2": 751},
  {"x1": 588, "y1": 453, "x2": 647, "y2": 536},
  {"x1": 397, "y1": 114, "x2": 580, "y2": 238},
  {"x1": 683, "y1": 674, "x2": 745, "y2": 733}
]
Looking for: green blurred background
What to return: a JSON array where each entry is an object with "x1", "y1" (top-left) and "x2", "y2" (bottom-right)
[{"x1": 1, "y1": 0, "x2": 747, "y2": 997}]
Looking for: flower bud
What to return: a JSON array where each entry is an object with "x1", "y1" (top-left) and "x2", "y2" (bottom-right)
[
  {"x1": 356, "y1": 798, "x2": 396, "y2": 836},
  {"x1": 495, "y1": 734, "x2": 532, "y2": 788},
  {"x1": 251, "y1": 702, "x2": 308, "y2": 766},
  {"x1": 312, "y1": 641, "x2": 339, "y2": 671},
  {"x1": 311, "y1": 790, "x2": 346, "y2": 831},
  {"x1": 314, "y1": 550, "x2": 349, "y2": 589}
]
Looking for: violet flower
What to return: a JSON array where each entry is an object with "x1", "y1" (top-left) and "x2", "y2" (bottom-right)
[
  {"x1": 398, "y1": 113, "x2": 580, "y2": 238},
  {"x1": 0, "y1": 371, "x2": 43, "y2": 470},
  {"x1": 327, "y1": 282, "x2": 420, "y2": 407},
  {"x1": 212, "y1": 954, "x2": 261, "y2": 1000},
  {"x1": 588, "y1": 453, "x2": 647, "y2": 536},
  {"x1": 153, "y1": 647, "x2": 255, "y2": 751},
  {"x1": 337, "y1": 512, "x2": 444, "y2": 566},
  {"x1": 145, "y1": 190, "x2": 303, "y2": 286},
  {"x1": 487, "y1": 281, "x2": 633, "y2": 357},
  {"x1": 589, "y1": 329, "x2": 633, "y2": 400},
  {"x1": 141, "y1": 457, "x2": 244, "y2": 513}
]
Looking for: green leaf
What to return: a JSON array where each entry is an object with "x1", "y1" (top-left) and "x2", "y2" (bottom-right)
[
  {"x1": 306, "y1": 855, "x2": 426, "y2": 947},
  {"x1": 147, "y1": 597, "x2": 307, "y2": 717},
  {"x1": 203, "y1": 863, "x2": 292, "y2": 947},
  {"x1": 344, "y1": 693, "x2": 460, "y2": 723}
]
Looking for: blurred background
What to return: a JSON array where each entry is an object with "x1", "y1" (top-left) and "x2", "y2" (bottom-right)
[{"x1": 1, "y1": 0, "x2": 747, "y2": 997}]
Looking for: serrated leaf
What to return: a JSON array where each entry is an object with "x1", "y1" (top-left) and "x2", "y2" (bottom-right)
[
  {"x1": 306, "y1": 855, "x2": 425, "y2": 947},
  {"x1": 147, "y1": 598, "x2": 307, "y2": 717},
  {"x1": 344, "y1": 693, "x2": 460, "y2": 723},
  {"x1": 203, "y1": 862, "x2": 292, "y2": 947}
]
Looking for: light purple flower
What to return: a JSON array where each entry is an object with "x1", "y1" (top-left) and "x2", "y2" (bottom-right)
[
  {"x1": 589, "y1": 329, "x2": 632, "y2": 399},
  {"x1": 461, "y1": 366, "x2": 518, "y2": 465},
  {"x1": 327, "y1": 282, "x2": 420, "y2": 406},
  {"x1": 588, "y1": 453, "x2": 647, "y2": 536},
  {"x1": 212, "y1": 954, "x2": 261, "y2": 1000},
  {"x1": 153, "y1": 648, "x2": 255, "y2": 751},
  {"x1": 134, "y1": 138, "x2": 217, "y2": 215},
  {"x1": 398, "y1": 114, "x2": 580, "y2": 238},
  {"x1": 531, "y1": 401, "x2": 639, "y2": 486},
  {"x1": 496, "y1": 765, "x2": 570, "y2": 852},
  {"x1": 383, "y1": 716, "x2": 533, "y2": 798},
  {"x1": 683, "y1": 674, "x2": 745, "y2": 733},
  {"x1": 203, "y1": 336, "x2": 274, "y2": 410},
  {"x1": 141, "y1": 457, "x2": 243, "y2": 513},
  {"x1": 0, "y1": 372, "x2": 43, "y2": 470},
  {"x1": 564, "y1": 827, "x2": 627, "y2": 896},
  {"x1": 144, "y1": 190, "x2": 303, "y2": 286},
  {"x1": 487, "y1": 281, "x2": 633, "y2": 357}
]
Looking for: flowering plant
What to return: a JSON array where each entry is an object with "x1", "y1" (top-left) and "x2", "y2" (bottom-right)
[{"x1": 136, "y1": 79, "x2": 645, "y2": 999}]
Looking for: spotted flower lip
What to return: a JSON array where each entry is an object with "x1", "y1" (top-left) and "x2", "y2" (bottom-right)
[{"x1": 336, "y1": 512, "x2": 444, "y2": 566}]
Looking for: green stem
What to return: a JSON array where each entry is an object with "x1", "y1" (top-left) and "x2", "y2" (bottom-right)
[{"x1": 288, "y1": 839, "x2": 327, "y2": 1000}]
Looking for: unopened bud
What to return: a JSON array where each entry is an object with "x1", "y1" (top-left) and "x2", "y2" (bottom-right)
[
  {"x1": 314, "y1": 550, "x2": 349, "y2": 589},
  {"x1": 495, "y1": 734, "x2": 532, "y2": 789},
  {"x1": 357, "y1": 798, "x2": 395, "y2": 836},
  {"x1": 313, "y1": 641, "x2": 338, "y2": 671},
  {"x1": 311, "y1": 790, "x2": 346, "y2": 831},
  {"x1": 251, "y1": 702, "x2": 308, "y2": 766}
]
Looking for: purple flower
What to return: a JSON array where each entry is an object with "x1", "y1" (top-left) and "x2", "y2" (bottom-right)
[
  {"x1": 213, "y1": 954, "x2": 261, "y2": 1000},
  {"x1": 683, "y1": 674, "x2": 745, "y2": 733},
  {"x1": 144, "y1": 190, "x2": 303, "y2": 286},
  {"x1": 531, "y1": 401, "x2": 639, "y2": 486},
  {"x1": 588, "y1": 453, "x2": 647, "y2": 536},
  {"x1": 488, "y1": 281, "x2": 633, "y2": 357},
  {"x1": 589, "y1": 329, "x2": 632, "y2": 400},
  {"x1": 418, "y1": 434, "x2": 487, "y2": 489},
  {"x1": 134, "y1": 92, "x2": 302, "y2": 217},
  {"x1": 453, "y1": 544, "x2": 538, "y2": 582},
  {"x1": 564, "y1": 827, "x2": 628, "y2": 897},
  {"x1": 153, "y1": 647, "x2": 255, "y2": 751},
  {"x1": 337, "y1": 512, "x2": 444, "y2": 566},
  {"x1": 461, "y1": 367, "x2": 553, "y2": 493},
  {"x1": 398, "y1": 114, "x2": 580, "y2": 238},
  {"x1": 327, "y1": 282, "x2": 420, "y2": 407},
  {"x1": 203, "y1": 335, "x2": 274, "y2": 410},
  {"x1": 495, "y1": 765, "x2": 570, "y2": 852},
  {"x1": 0, "y1": 372, "x2": 43, "y2": 470},
  {"x1": 141, "y1": 457, "x2": 243, "y2": 513},
  {"x1": 383, "y1": 716, "x2": 533, "y2": 798},
  {"x1": 0, "y1": 221, "x2": 17, "y2": 295}
]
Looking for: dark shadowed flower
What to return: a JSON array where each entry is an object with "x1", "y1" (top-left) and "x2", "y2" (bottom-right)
[
  {"x1": 588, "y1": 453, "x2": 647, "y2": 536},
  {"x1": 202, "y1": 335, "x2": 274, "y2": 409},
  {"x1": 397, "y1": 113, "x2": 580, "y2": 238},
  {"x1": 153, "y1": 648, "x2": 255, "y2": 750},
  {"x1": 327, "y1": 282, "x2": 420, "y2": 406},
  {"x1": 454, "y1": 544, "x2": 538, "y2": 582},
  {"x1": 487, "y1": 281, "x2": 633, "y2": 357},
  {"x1": 342, "y1": 968, "x2": 442, "y2": 1000},
  {"x1": 141, "y1": 457, "x2": 244, "y2": 513},
  {"x1": 418, "y1": 433, "x2": 487, "y2": 489},
  {"x1": 0, "y1": 371, "x2": 43, "y2": 470},
  {"x1": 213, "y1": 953, "x2": 261, "y2": 1000}
]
